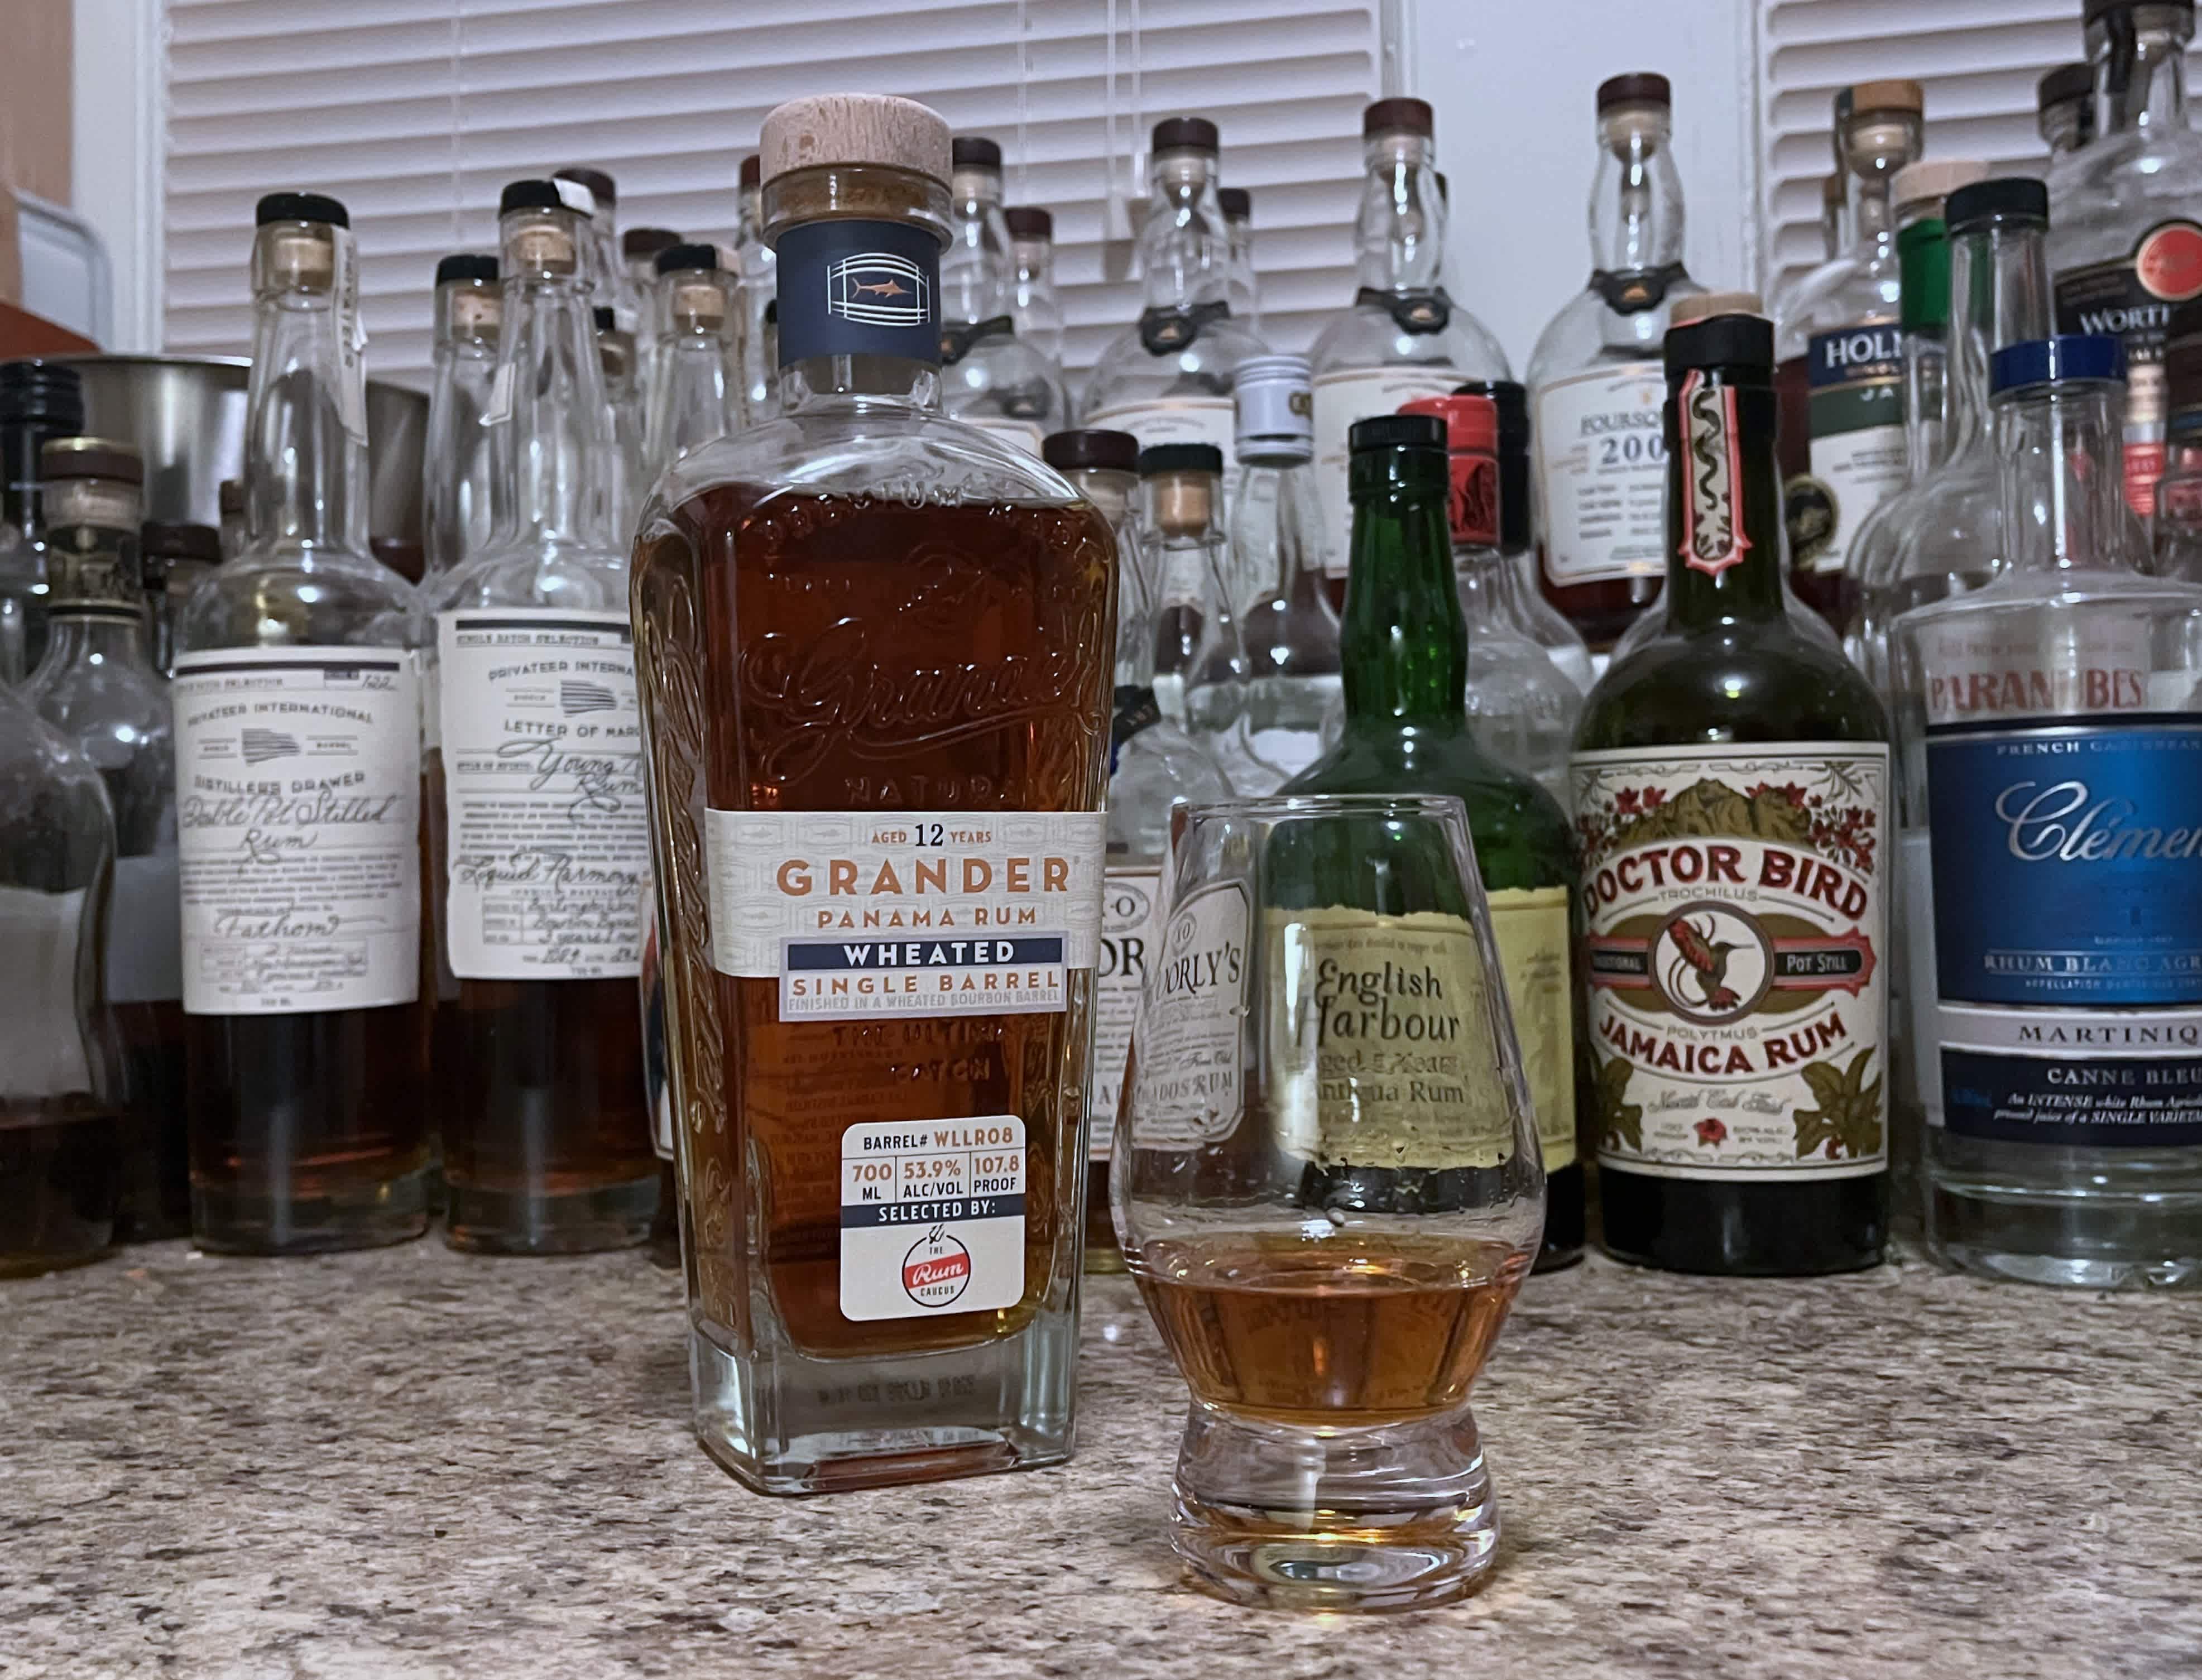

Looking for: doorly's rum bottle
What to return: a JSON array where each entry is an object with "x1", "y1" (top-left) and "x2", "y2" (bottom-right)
[
  {"x1": 630, "y1": 94, "x2": 1116, "y2": 1494},
  {"x1": 1573, "y1": 306, "x2": 1891, "y2": 1274},
  {"x1": 171, "y1": 192, "x2": 431, "y2": 1252}
]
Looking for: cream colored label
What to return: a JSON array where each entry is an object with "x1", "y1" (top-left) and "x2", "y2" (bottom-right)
[
  {"x1": 1311, "y1": 365, "x2": 1464, "y2": 580},
  {"x1": 1534, "y1": 363, "x2": 1668, "y2": 587},
  {"x1": 1488, "y1": 885, "x2": 1576, "y2": 1170},
  {"x1": 1266, "y1": 906, "x2": 1516, "y2": 1170},
  {"x1": 1128, "y1": 881, "x2": 1249, "y2": 1146},
  {"x1": 1091, "y1": 866, "x2": 1163, "y2": 1160}
]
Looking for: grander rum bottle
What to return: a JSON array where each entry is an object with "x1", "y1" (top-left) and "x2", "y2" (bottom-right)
[
  {"x1": 1574, "y1": 306, "x2": 1891, "y2": 1274},
  {"x1": 1285, "y1": 412, "x2": 1583, "y2": 1271},
  {"x1": 630, "y1": 94, "x2": 1116, "y2": 1494},
  {"x1": 172, "y1": 191, "x2": 431, "y2": 1252},
  {"x1": 425, "y1": 179, "x2": 655, "y2": 1253}
]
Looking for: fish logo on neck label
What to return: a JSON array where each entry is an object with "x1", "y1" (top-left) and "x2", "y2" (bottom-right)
[{"x1": 827, "y1": 252, "x2": 932, "y2": 327}]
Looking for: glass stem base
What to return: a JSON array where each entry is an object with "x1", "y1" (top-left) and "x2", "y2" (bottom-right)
[
  {"x1": 443, "y1": 1172, "x2": 659, "y2": 1255},
  {"x1": 1170, "y1": 1400, "x2": 1499, "y2": 1612},
  {"x1": 191, "y1": 1165, "x2": 432, "y2": 1255}
]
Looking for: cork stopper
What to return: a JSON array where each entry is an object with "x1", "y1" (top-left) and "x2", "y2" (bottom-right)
[
  {"x1": 1669, "y1": 290, "x2": 1764, "y2": 327},
  {"x1": 1892, "y1": 159, "x2": 1989, "y2": 209},
  {"x1": 1149, "y1": 472, "x2": 1213, "y2": 537},
  {"x1": 761, "y1": 94, "x2": 952, "y2": 188},
  {"x1": 1848, "y1": 79, "x2": 1923, "y2": 116}
]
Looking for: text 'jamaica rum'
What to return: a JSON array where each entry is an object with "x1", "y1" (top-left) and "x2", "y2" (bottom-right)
[
  {"x1": 1572, "y1": 304, "x2": 1891, "y2": 1275},
  {"x1": 630, "y1": 95, "x2": 1117, "y2": 1495}
]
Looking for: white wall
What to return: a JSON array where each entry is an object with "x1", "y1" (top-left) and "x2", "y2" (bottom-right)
[
  {"x1": 1407, "y1": 0, "x2": 1762, "y2": 375},
  {"x1": 70, "y1": 0, "x2": 162, "y2": 352}
]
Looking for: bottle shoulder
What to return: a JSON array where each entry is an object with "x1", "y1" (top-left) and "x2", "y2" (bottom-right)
[
  {"x1": 1580, "y1": 623, "x2": 1889, "y2": 750},
  {"x1": 1308, "y1": 301, "x2": 1510, "y2": 381},
  {"x1": 177, "y1": 545, "x2": 423, "y2": 652},
  {"x1": 425, "y1": 541, "x2": 630, "y2": 615},
  {"x1": 1286, "y1": 729, "x2": 1575, "y2": 884},
  {"x1": 1527, "y1": 285, "x2": 1695, "y2": 387},
  {"x1": 1083, "y1": 321, "x2": 1271, "y2": 409},
  {"x1": 1897, "y1": 563, "x2": 2202, "y2": 631},
  {"x1": 2050, "y1": 128, "x2": 2202, "y2": 266},
  {"x1": 1774, "y1": 255, "x2": 1899, "y2": 357}
]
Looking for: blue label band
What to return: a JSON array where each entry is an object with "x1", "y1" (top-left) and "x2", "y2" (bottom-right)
[
  {"x1": 775, "y1": 217, "x2": 943, "y2": 367},
  {"x1": 1940, "y1": 1046, "x2": 2202, "y2": 1148}
]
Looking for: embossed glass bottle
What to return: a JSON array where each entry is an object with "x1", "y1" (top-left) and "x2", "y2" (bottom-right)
[
  {"x1": 939, "y1": 137, "x2": 1069, "y2": 453},
  {"x1": 630, "y1": 95, "x2": 1116, "y2": 1494},
  {"x1": 424, "y1": 253, "x2": 503, "y2": 578},
  {"x1": 171, "y1": 191, "x2": 431, "y2": 1253},
  {"x1": 1893, "y1": 334, "x2": 2202, "y2": 1288}
]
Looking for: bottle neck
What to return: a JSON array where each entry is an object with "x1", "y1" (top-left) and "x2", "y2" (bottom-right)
[
  {"x1": 945, "y1": 173, "x2": 1014, "y2": 323},
  {"x1": 1, "y1": 423, "x2": 48, "y2": 534},
  {"x1": 1589, "y1": 110, "x2": 1685, "y2": 275},
  {"x1": 246, "y1": 255, "x2": 370, "y2": 557},
  {"x1": 1241, "y1": 454, "x2": 1324, "y2": 594},
  {"x1": 1339, "y1": 450, "x2": 1466, "y2": 728},
  {"x1": 1140, "y1": 151, "x2": 1232, "y2": 309},
  {"x1": 1944, "y1": 219, "x2": 2052, "y2": 463},
  {"x1": 39, "y1": 607, "x2": 152, "y2": 671},
  {"x1": 1662, "y1": 371, "x2": 1787, "y2": 626},
  {"x1": 1013, "y1": 238, "x2": 1054, "y2": 290},
  {"x1": 496, "y1": 238, "x2": 621, "y2": 551},
  {"x1": 1998, "y1": 380, "x2": 2137, "y2": 575},
  {"x1": 2100, "y1": 13, "x2": 2191, "y2": 135},
  {"x1": 1451, "y1": 538, "x2": 1510, "y2": 630},
  {"x1": 1899, "y1": 329, "x2": 1947, "y2": 477},
  {"x1": 1355, "y1": 130, "x2": 1446, "y2": 292},
  {"x1": 1847, "y1": 170, "x2": 1896, "y2": 261}
]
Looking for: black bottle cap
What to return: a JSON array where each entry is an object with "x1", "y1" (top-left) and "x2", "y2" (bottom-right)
[
  {"x1": 1151, "y1": 116, "x2": 1219, "y2": 155},
  {"x1": 1004, "y1": 206, "x2": 1053, "y2": 239},
  {"x1": 141, "y1": 521, "x2": 223, "y2": 563},
  {"x1": 2039, "y1": 62, "x2": 2095, "y2": 111},
  {"x1": 1946, "y1": 177, "x2": 2049, "y2": 234},
  {"x1": 2085, "y1": 0, "x2": 2191, "y2": 22},
  {"x1": 0, "y1": 359, "x2": 85, "y2": 432},
  {"x1": 1597, "y1": 73, "x2": 1672, "y2": 111},
  {"x1": 623, "y1": 226, "x2": 682, "y2": 260},
  {"x1": 256, "y1": 191, "x2": 348, "y2": 229},
  {"x1": 554, "y1": 166, "x2": 616, "y2": 207},
  {"x1": 740, "y1": 153, "x2": 761, "y2": 190},
  {"x1": 1665, "y1": 311, "x2": 1774, "y2": 380},
  {"x1": 1217, "y1": 186, "x2": 1251, "y2": 222},
  {"x1": 655, "y1": 242, "x2": 722, "y2": 275},
  {"x1": 1451, "y1": 378, "x2": 1529, "y2": 452},
  {"x1": 1349, "y1": 413, "x2": 1446, "y2": 454},
  {"x1": 1043, "y1": 430, "x2": 1140, "y2": 473},
  {"x1": 501, "y1": 179, "x2": 587, "y2": 217},
  {"x1": 592, "y1": 306, "x2": 617, "y2": 333},
  {"x1": 1138, "y1": 442, "x2": 1223, "y2": 477},
  {"x1": 41, "y1": 435, "x2": 143, "y2": 485},
  {"x1": 435, "y1": 253, "x2": 498, "y2": 287},
  {"x1": 1363, "y1": 97, "x2": 1433, "y2": 138},
  {"x1": 952, "y1": 136, "x2": 1002, "y2": 170},
  {"x1": 218, "y1": 478, "x2": 244, "y2": 516},
  {"x1": 1991, "y1": 334, "x2": 2127, "y2": 394}
]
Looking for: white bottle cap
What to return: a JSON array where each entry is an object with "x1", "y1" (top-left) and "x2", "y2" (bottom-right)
[{"x1": 1234, "y1": 353, "x2": 1314, "y2": 462}]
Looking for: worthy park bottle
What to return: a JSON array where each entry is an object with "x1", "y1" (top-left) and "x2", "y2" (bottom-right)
[
  {"x1": 1573, "y1": 306, "x2": 1891, "y2": 1275},
  {"x1": 1776, "y1": 80, "x2": 1924, "y2": 631},
  {"x1": 939, "y1": 137, "x2": 1069, "y2": 452},
  {"x1": 423, "y1": 179, "x2": 656, "y2": 1254},
  {"x1": 423, "y1": 253, "x2": 502, "y2": 577},
  {"x1": 1308, "y1": 99, "x2": 1507, "y2": 593},
  {"x1": 1526, "y1": 73, "x2": 1704, "y2": 651},
  {"x1": 1085, "y1": 117, "x2": 1269, "y2": 460},
  {"x1": 171, "y1": 191, "x2": 431, "y2": 1252},
  {"x1": 1286, "y1": 413, "x2": 1583, "y2": 1271},
  {"x1": 630, "y1": 95, "x2": 1116, "y2": 1492},
  {"x1": 25, "y1": 440, "x2": 184, "y2": 1242},
  {"x1": 1893, "y1": 333, "x2": 2202, "y2": 1288}
]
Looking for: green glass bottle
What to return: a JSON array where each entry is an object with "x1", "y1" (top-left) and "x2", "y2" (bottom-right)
[
  {"x1": 1572, "y1": 306, "x2": 1891, "y2": 1275},
  {"x1": 1285, "y1": 410, "x2": 1584, "y2": 1271}
]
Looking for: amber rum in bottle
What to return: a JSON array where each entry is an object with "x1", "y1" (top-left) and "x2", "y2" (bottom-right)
[{"x1": 631, "y1": 95, "x2": 1115, "y2": 1494}]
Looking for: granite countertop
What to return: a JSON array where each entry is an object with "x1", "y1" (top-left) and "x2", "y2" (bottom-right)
[{"x1": 2, "y1": 1241, "x2": 2198, "y2": 1680}]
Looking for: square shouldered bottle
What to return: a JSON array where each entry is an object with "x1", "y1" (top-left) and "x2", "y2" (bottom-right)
[
  {"x1": 629, "y1": 94, "x2": 1119, "y2": 1495},
  {"x1": 171, "y1": 192, "x2": 432, "y2": 1253},
  {"x1": 1893, "y1": 333, "x2": 2202, "y2": 1288}
]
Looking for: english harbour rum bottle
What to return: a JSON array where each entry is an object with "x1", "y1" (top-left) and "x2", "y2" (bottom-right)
[
  {"x1": 25, "y1": 440, "x2": 185, "y2": 1242},
  {"x1": 424, "y1": 178, "x2": 656, "y2": 1253},
  {"x1": 1776, "y1": 80, "x2": 1923, "y2": 632},
  {"x1": 423, "y1": 253, "x2": 503, "y2": 577},
  {"x1": 1285, "y1": 414, "x2": 1584, "y2": 1271},
  {"x1": 1525, "y1": 73, "x2": 1703, "y2": 652},
  {"x1": 630, "y1": 94, "x2": 1116, "y2": 1493},
  {"x1": 171, "y1": 191, "x2": 431, "y2": 1253},
  {"x1": 1575, "y1": 308, "x2": 1891, "y2": 1275}
]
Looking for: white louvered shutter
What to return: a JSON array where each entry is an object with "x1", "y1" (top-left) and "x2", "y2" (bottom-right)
[{"x1": 162, "y1": 0, "x2": 1383, "y2": 388}]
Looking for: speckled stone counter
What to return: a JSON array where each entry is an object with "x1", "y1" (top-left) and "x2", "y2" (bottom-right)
[{"x1": 2, "y1": 1241, "x2": 2199, "y2": 1680}]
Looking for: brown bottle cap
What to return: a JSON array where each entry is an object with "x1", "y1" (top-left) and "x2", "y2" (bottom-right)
[
  {"x1": 1845, "y1": 79, "x2": 1923, "y2": 117},
  {"x1": 1004, "y1": 205, "x2": 1053, "y2": 240},
  {"x1": 739, "y1": 153, "x2": 760, "y2": 190},
  {"x1": 42, "y1": 435, "x2": 143, "y2": 484},
  {"x1": 1150, "y1": 116, "x2": 1218, "y2": 155},
  {"x1": 219, "y1": 478, "x2": 244, "y2": 515},
  {"x1": 760, "y1": 94, "x2": 952, "y2": 188},
  {"x1": 1363, "y1": 97, "x2": 1433, "y2": 138},
  {"x1": 1668, "y1": 290, "x2": 1764, "y2": 327},
  {"x1": 1597, "y1": 73, "x2": 1671, "y2": 112},
  {"x1": 622, "y1": 227, "x2": 681, "y2": 260},
  {"x1": 1891, "y1": 159, "x2": 1990, "y2": 209}
]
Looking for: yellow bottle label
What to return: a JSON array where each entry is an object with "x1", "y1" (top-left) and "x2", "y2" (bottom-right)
[{"x1": 1487, "y1": 886, "x2": 1577, "y2": 1171}]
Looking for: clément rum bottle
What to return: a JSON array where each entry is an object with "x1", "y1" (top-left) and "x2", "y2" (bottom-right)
[{"x1": 631, "y1": 94, "x2": 1116, "y2": 1493}]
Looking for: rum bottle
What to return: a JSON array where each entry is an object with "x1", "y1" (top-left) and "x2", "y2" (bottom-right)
[
  {"x1": 1004, "y1": 207, "x2": 1066, "y2": 366},
  {"x1": 1218, "y1": 186, "x2": 1258, "y2": 328},
  {"x1": 732, "y1": 153, "x2": 776, "y2": 426}
]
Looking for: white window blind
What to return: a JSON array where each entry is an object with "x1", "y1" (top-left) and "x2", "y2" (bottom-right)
[
  {"x1": 1759, "y1": 0, "x2": 2202, "y2": 301},
  {"x1": 163, "y1": 0, "x2": 1382, "y2": 388}
]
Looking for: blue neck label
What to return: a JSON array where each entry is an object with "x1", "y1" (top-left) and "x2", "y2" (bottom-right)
[{"x1": 775, "y1": 218, "x2": 942, "y2": 367}]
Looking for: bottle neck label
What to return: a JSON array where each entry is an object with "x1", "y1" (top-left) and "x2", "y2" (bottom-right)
[
  {"x1": 1353, "y1": 286, "x2": 1453, "y2": 335},
  {"x1": 1588, "y1": 263, "x2": 1686, "y2": 316},
  {"x1": 938, "y1": 314, "x2": 1016, "y2": 366},
  {"x1": 775, "y1": 218, "x2": 942, "y2": 368},
  {"x1": 1676, "y1": 371, "x2": 1750, "y2": 578},
  {"x1": 1138, "y1": 299, "x2": 1231, "y2": 356}
]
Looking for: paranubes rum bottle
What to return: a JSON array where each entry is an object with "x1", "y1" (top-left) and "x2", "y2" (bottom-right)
[
  {"x1": 630, "y1": 94, "x2": 1116, "y2": 1494},
  {"x1": 1573, "y1": 306, "x2": 1891, "y2": 1275}
]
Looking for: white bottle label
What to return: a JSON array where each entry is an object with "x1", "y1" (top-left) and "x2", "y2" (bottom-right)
[
  {"x1": 1128, "y1": 881, "x2": 1250, "y2": 1147},
  {"x1": 704, "y1": 808, "x2": 1105, "y2": 1019},
  {"x1": 172, "y1": 648, "x2": 422, "y2": 1016},
  {"x1": 839, "y1": 1116, "x2": 1026, "y2": 1321},
  {"x1": 0, "y1": 885, "x2": 94, "y2": 1091},
  {"x1": 1311, "y1": 365, "x2": 1465, "y2": 580},
  {"x1": 107, "y1": 849, "x2": 183, "y2": 1005},
  {"x1": 1533, "y1": 363, "x2": 1668, "y2": 587},
  {"x1": 434, "y1": 609, "x2": 650, "y2": 981},
  {"x1": 1091, "y1": 866, "x2": 1164, "y2": 1161},
  {"x1": 1085, "y1": 397, "x2": 1235, "y2": 458}
]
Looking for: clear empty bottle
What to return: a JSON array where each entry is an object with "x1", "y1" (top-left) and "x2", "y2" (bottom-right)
[
  {"x1": 643, "y1": 243, "x2": 740, "y2": 477},
  {"x1": 1455, "y1": 378, "x2": 1595, "y2": 691},
  {"x1": 424, "y1": 253, "x2": 503, "y2": 577},
  {"x1": 0, "y1": 360, "x2": 84, "y2": 684},
  {"x1": 1005, "y1": 207, "x2": 1066, "y2": 367},
  {"x1": 2038, "y1": 61, "x2": 2097, "y2": 172},
  {"x1": 594, "y1": 304, "x2": 647, "y2": 543},
  {"x1": 622, "y1": 225, "x2": 681, "y2": 399},
  {"x1": 731, "y1": 154, "x2": 776, "y2": 427},
  {"x1": 553, "y1": 166, "x2": 637, "y2": 333},
  {"x1": 1218, "y1": 186, "x2": 1258, "y2": 328},
  {"x1": 939, "y1": 137, "x2": 1069, "y2": 452}
]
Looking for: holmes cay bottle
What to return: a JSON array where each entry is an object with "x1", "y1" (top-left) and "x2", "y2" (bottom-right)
[
  {"x1": 171, "y1": 191, "x2": 432, "y2": 1253},
  {"x1": 630, "y1": 94, "x2": 1117, "y2": 1494},
  {"x1": 1573, "y1": 306, "x2": 1892, "y2": 1275}
]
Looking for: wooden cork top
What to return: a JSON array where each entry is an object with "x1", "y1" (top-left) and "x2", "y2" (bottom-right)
[
  {"x1": 1849, "y1": 79, "x2": 1923, "y2": 116},
  {"x1": 1669, "y1": 290, "x2": 1764, "y2": 326},
  {"x1": 761, "y1": 94, "x2": 952, "y2": 188}
]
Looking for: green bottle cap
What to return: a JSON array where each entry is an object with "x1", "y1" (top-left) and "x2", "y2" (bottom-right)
[{"x1": 1898, "y1": 216, "x2": 1949, "y2": 334}]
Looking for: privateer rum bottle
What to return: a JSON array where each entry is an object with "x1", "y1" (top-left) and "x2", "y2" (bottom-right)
[
  {"x1": 1285, "y1": 413, "x2": 1583, "y2": 1271},
  {"x1": 1575, "y1": 307, "x2": 1891, "y2": 1274},
  {"x1": 425, "y1": 179, "x2": 656, "y2": 1253},
  {"x1": 1525, "y1": 73, "x2": 1703, "y2": 652},
  {"x1": 1894, "y1": 333, "x2": 2202, "y2": 1288},
  {"x1": 630, "y1": 94, "x2": 1116, "y2": 1492},
  {"x1": 25, "y1": 439, "x2": 186, "y2": 1242},
  {"x1": 171, "y1": 191, "x2": 432, "y2": 1252}
]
